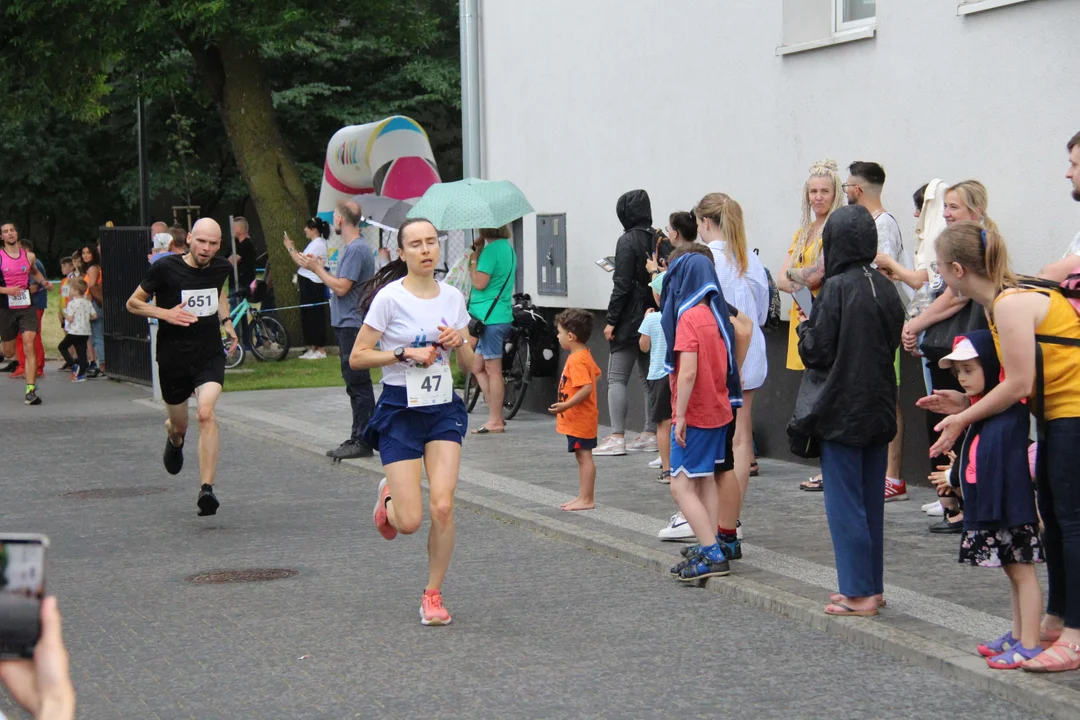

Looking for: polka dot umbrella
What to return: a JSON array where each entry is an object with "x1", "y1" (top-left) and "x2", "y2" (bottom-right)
[{"x1": 406, "y1": 178, "x2": 535, "y2": 230}]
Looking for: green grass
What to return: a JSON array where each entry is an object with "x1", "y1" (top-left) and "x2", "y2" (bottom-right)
[{"x1": 223, "y1": 355, "x2": 383, "y2": 392}]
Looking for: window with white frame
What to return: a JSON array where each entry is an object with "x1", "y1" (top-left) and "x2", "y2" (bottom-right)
[{"x1": 835, "y1": 0, "x2": 876, "y2": 32}]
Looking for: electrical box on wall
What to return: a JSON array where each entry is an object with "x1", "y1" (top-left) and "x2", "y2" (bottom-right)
[{"x1": 536, "y1": 214, "x2": 567, "y2": 296}]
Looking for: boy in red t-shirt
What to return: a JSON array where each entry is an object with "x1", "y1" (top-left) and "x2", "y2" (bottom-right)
[
  {"x1": 550, "y1": 309, "x2": 602, "y2": 511},
  {"x1": 669, "y1": 298, "x2": 741, "y2": 580}
]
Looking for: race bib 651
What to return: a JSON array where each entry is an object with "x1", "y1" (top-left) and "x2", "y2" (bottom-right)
[{"x1": 180, "y1": 288, "x2": 218, "y2": 317}]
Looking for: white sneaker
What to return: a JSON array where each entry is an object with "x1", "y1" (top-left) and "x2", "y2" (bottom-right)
[
  {"x1": 736, "y1": 519, "x2": 744, "y2": 540},
  {"x1": 648, "y1": 455, "x2": 663, "y2": 469},
  {"x1": 922, "y1": 499, "x2": 941, "y2": 513},
  {"x1": 298, "y1": 349, "x2": 316, "y2": 360},
  {"x1": 312, "y1": 349, "x2": 327, "y2": 359},
  {"x1": 657, "y1": 512, "x2": 695, "y2": 541},
  {"x1": 592, "y1": 436, "x2": 626, "y2": 456},
  {"x1": 926, "y1": 501, "x2": 945, "y2": 517},
  {"x1": 626, "y1": 434, "x2": 658, "y2": 453}
]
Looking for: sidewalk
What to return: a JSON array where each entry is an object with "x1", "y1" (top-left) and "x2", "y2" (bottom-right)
[{"x1": 212, "y1": 385, "x2": 1080, "y2": 719}]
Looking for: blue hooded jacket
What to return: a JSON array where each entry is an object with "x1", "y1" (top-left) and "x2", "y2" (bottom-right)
[
  {"x1": 660, "y1": 252, "x2": 743, "y2": 411},
  {"x1": 949, "y1": 330, "x2": 1038, "y2": 531}
]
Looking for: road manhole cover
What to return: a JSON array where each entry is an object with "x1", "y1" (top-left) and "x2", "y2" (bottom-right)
[
  {"x1": 59, "y1": 487, "x2": 170, "y2": 500},
  {"x1": 184, "y1": 569, "x2": 299, "y2": 585}
]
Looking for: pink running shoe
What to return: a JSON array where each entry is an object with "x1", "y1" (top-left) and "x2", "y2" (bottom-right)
[
  {"x1": 420, "y1": 589, "x2": 452, "y2": 626},
  {"x1": 373, "y1": 478, "x2": 397, "y2": 540}
]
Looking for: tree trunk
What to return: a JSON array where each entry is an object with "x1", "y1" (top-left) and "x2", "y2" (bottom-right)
[{"x1": 183, "y1": 33, "x2": 306, "y2": 339}]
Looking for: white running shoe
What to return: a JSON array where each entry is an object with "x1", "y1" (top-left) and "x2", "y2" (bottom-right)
[
  {"x1": 657, "y1": 512, "x2": 695, "y2": 541},
  {"x1": 626, "y1": 434, "x2": 658, "y2": 453},
  {"x1": 922, "y1": 499, "x2": 941, "y2": 513},
  {"x1": 926, "y1": 501, "x2": 945, "y2": 517},
  {"x1": 312, "y1": 349, "x2": 327, "y2": 359},
  {"x1": 592, "y1": 436, "x2": 626, "y2": 456},
  {"x1": 298, "y1": 349, "x2": 317, "y2": 360},
  {"x1": 736, "y1": 519, "x2": 744, "y2": 540},
  {"x1": 648, "y1": 455, "x2": 663, "y2": 469}
]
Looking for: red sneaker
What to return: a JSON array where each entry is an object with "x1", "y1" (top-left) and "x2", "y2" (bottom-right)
[
  {"x1": 420, "y1": 589, "x2": 452, "y2": 626},
  {"x1": 9, "y1": 369, "x2": 25, "y2": 379},
  {"x1": 373, "y1": 477, "x2": 397, "y2": 540},
  {"x1": 885, "y1": 478, "x2": 908, "y2": 502}
]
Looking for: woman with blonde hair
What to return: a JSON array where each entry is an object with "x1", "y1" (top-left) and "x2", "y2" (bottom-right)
[
  {"x1": 904, "y1": 180, "x2": 995, "y2": 533},
  {"x1": 779, "y1": 160, "x2": 843, "y2": 492},
  {"x1": 697, "y1": 193, "x2": 769, "y2": 538},
  {"x1": 921, "y1": 221, "x2": 1080, "y2": 672}
]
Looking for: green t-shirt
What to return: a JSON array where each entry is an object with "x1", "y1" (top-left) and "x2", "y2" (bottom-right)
[{"x1": 468, "y1": 238, "x2": 516, "y2": 325}]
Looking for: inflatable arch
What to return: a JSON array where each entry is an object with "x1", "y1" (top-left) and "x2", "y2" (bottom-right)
[{"x1": 316, "y1": 115, "x2": 441, "y2": 271}]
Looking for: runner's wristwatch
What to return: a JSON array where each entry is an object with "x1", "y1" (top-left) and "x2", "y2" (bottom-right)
[{"x1": 394, "y1": 347, "x2": 406, "y2": 362}]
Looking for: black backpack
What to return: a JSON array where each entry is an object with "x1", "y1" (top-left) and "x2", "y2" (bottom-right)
[{"x1": 754, "y1": 248, "x2": 783, "y2": 332}]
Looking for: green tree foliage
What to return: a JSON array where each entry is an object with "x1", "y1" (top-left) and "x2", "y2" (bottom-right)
[{"x1": 0, "y1": 0, "x2": 461, "y2": 303}]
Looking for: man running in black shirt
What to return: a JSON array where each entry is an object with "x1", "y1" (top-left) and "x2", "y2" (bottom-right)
[{"x1": 126, "y1": 218, "x2": 237, "y2": 516}]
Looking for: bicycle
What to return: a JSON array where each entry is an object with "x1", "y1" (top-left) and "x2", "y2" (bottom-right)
[
  {"x1": 222, "y1": 288, "x2": 290, "y2": 368},
  {"x1": 463, "y1": 293, "x2": 546, "y2": 421}
]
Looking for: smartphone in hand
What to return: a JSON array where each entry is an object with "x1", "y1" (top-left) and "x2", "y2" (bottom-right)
[{"x1": 0, "y1": 534, "x2": 48, "y2": 659}]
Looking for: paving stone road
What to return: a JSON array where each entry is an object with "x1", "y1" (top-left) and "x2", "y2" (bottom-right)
[{"x1": 0, "y1": 372, "x2": 1054, "y2": 719}]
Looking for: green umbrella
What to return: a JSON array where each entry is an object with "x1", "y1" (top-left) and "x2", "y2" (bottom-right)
[{"x1": 406, "y1": 178, "x2": 534, "y2": 230}]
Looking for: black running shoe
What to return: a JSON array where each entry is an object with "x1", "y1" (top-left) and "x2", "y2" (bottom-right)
[
  {"x1": 327, "y1": 439, "x2": 374, "y2": 460},
  {"x1": 163, "y1": 437, "x2": 184, "y2": 475},
  {"x1": 24, "y1": 389, "x2": 41, "y2": 406},
  {"x1": 197, "y1": 484, "x2": 219, "y2": 516},
  {"x1": 0, "y1": 361, "x2": 18, "y2": 373}
]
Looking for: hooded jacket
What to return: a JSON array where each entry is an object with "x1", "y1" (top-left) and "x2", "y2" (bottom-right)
[
  {"x1": 606, "y1": 190, "x2": 655, "y2": 351},
  {"x1": 948, "y1": 331, "x2": 1038, "y2": 531},
  {"x1": 790, "y1": 205, "x2": 905, "y2": 447}
]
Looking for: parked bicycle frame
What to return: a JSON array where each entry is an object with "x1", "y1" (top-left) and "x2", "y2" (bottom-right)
[{"x1": 222, "y1": 290, "x2": 290, "y2": 368}]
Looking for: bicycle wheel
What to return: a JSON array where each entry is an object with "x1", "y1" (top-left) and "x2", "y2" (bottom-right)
[
  {"x1": 502, "y1": 332, "x2": 531, "y2": 420},
  {"x1": 249, "y1": 315, "x2": 290, "y2": 362},
  {"x1": 223, "y1": 338, "x2": 244, "y2": 369},
  {"x1": 463, "y1": 371, "x2": 482, "y2": 412}
]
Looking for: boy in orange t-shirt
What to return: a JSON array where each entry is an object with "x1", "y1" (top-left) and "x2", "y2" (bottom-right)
[{"x1": 549, "y1": 309, "x2": 602, "y2": 511}]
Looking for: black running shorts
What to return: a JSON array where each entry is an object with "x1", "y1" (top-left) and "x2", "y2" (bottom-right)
[
  {"x1": 160, "y1": 353, "x2": 226, "y2": 406},
  {"x1": 0, "y1": 307, "x2": 38, "y2": 342}
]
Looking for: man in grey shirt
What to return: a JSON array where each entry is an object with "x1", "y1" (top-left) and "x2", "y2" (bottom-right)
[{"x1": 294, "y1": 200, "x2": 376, "y2": 459}]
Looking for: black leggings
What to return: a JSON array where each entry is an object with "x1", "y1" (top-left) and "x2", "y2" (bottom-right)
[
  {"x1": 298, "y1": 275, "x2": 328, "y2": 348},
  {"x1": 58, "y1": 334, "x2": 89, "y2": 372}
]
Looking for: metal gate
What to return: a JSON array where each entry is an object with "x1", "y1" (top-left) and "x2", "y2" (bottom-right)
[{"x1": 100, "y1": 226, "x2": 152, "y2": 385}]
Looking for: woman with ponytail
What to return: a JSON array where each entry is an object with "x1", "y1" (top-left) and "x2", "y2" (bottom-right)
[
  {"x1": 285, "y1": 217, "x2": 331, "y2": 359},
  {"x1": 350, "y1": 217, "x2": 475, "y2": 627},
  {"x1": 696, "y1": 193, "x2": 769, "y2": 521},
  {"x1": 922, "y1": 221, "x2": 1080, "y2": 672}
]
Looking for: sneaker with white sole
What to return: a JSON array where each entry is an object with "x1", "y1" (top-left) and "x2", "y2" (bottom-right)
[
  {"x1": 648, "y1": 455, "x2": 663, "y2": 469},
  {"x1": 736, "y1": 519, "x2": 744, "y2": 540},
  {"x1": 299, "y1": 349, "x2": 317, "y2": 360},
  {"x1": 921, "y1": 499, "x2": 940, "y2": 512},
  {"x1": 592, "y1": 436, "x2": 626, "y2": 456},
  {"x1": 657, "y1": 512, "x2": 696, "y2": 541},
  {"x1": 926, "y1": 501, "x2": 945, "y2": 517},
  {"x1": 626, "y1": 434, "x2": 658, "y2": 453},
  {"x1": 884, "y1": 478, "x2": 908, "y2": 502}
]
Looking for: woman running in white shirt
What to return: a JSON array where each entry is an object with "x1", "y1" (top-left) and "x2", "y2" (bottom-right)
[{"x1": 351, "y1": 218, "x2": 475, "y2": 626}]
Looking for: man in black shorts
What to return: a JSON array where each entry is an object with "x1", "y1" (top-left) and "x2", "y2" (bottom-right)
[{"x1": 126, "y1": 218, "x2": 237, "y2": 516}]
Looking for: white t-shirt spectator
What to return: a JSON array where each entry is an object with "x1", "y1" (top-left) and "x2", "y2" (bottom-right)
[
  {"x1": 363, "y1": 279, "x2": 470, "y2": 387},
  {"x1": 297, "y1": 237, "x2": 328, "y2": 283},
  {"x1": 1063, "y1": 231, "x2": 1080, "y2": 259},
  {"x1": 875, "y1": 210, "x2": 911, "y2": 302}
]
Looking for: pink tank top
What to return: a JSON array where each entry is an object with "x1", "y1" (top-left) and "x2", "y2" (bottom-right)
[{"x1": 0, "y1": 246, "x2": 29, "y2": 289}]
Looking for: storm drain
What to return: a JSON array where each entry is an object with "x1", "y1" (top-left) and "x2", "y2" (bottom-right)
[
  {"x1": 60, "y1": 487, "x2": 170, "y2": 500},
  {"x1": 184, "y1": 568, "x2": 299, "y2": 585}
]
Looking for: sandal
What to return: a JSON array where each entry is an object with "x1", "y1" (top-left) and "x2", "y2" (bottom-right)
[
  {"x1": 978, "y1": 630, "x2": 1017, "y2": 658},
  {"x1": 750, "y1": 462, "x2": 760, "y2": 477},
  {"x1": 824, "y1": 602, "x2": 878, "y2": 617},
  {"x1": 800, "y1": 476, "x2": 823, "y2": 492},
  {"x1": 830, "y1": 593, "x2": 886, "y2": 608},
  {"x1": 987, "y1": 644, "x2": 1042, "y2": 670},
  {"x1": 471, "y1": 425, "x2": 506, "y2": 435},
  {"x1": 656, "y1": 470, "x2": 671, "y2": 484},
  {"x1": 1041, "y1": 627, "x2": 1063, "y2": 649},
  {"x1": 1022, "y1": 641, "x2": 1080, "y2": 673}
]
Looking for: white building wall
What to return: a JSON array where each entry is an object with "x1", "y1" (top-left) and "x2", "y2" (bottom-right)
[{"x1": 479, "y1": 0, "x2": 1080, "y2": 311}]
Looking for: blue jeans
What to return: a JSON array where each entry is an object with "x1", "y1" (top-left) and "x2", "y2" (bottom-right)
[
  {"x1": 1038, "y1": 418, "x2": 1080, "y2": 629},
  {"x1": 335, "y1": 326, "x2": 375, "y2": 444},
  {"x1": 90, "y1": 301, "x2": 104, "y2": 363},
  {"x1": 821, "y1": 440, "x2": 888, "y2": 598}
]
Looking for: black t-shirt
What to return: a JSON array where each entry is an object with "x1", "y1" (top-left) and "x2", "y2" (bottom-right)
[
  {"x1": 140, "y1": 254, "x2": 233, "y2": 364},
  {"x1": 233, "y1": 238, "x2": 257, "y2": 290}
]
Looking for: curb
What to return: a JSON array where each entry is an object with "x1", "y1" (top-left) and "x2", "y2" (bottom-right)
[{"x1": 214, "y1": 410, "x2": 1080, "y2": 720}]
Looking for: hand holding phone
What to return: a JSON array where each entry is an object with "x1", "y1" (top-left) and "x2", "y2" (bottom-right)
[{"x1": 792, "y1": 287, "x2": 814, "y2": 319}]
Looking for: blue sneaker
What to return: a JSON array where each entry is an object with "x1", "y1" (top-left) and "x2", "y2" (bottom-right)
[{"x1": 678, "y1": 544, "x2": 731, "y2": 582}]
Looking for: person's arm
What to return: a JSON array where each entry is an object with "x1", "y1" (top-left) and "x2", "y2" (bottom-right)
[
  {"x1": 349, "y1": 324, "x2": 437, "y2": 370},
  {"x1": 26, "y1": 253, "x2": 52, "y2": 291},
  {"x1": 929, "y1": 293, "x2": 1042, "y2": 457},
  {"x1": 1038, "y1": 255, "x2": 1080, "y2": 283},
  {"x1": 673, "y1": 351, "x2": 697, "y2": 447},
  {"x1": 875, "y1": 254, "x2": 929, "y2": 291},
  {"x1": 0, "y1": 597, "x2": 76, "y2": 720},
  {"x1": 729, "y1": 308, "x2": 752, "y2": 370},
  {"x1": 298, "y1": 253, "x2": 354, "y2": 296},
  {"x1": 85, "y1": 265, "x2": 102, "y2": 303},
  {"x1": 776, "y1": 252, "x2": 795, "y2": 294},
  {"x1": 605, "y1": 237, "x2": 634, "y2": 338},
  {"x1": 126, "y1": 286, "x2": 197, "y2": 326},
  {"x1": 218, "y1": 286, "x2": 237, "y2": 349},
  {"x1": 87, "y1": 302, "x2": 97, "y2": 321},
  {"x1": 639, "y1": 333, "x2": 651, "y2": 353},
  {"x1": 795, "y1": 285, "x2": 840, "y2": 369},
  {"x1": 469, "y1": 244, "x2": 492, "y2": 291},
  {"x1": 787, "y1": 249, "x2": 824, "y2": 290},
  {"x1": 549, "y1": 383, "x2": 593, "y2": 415}
]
